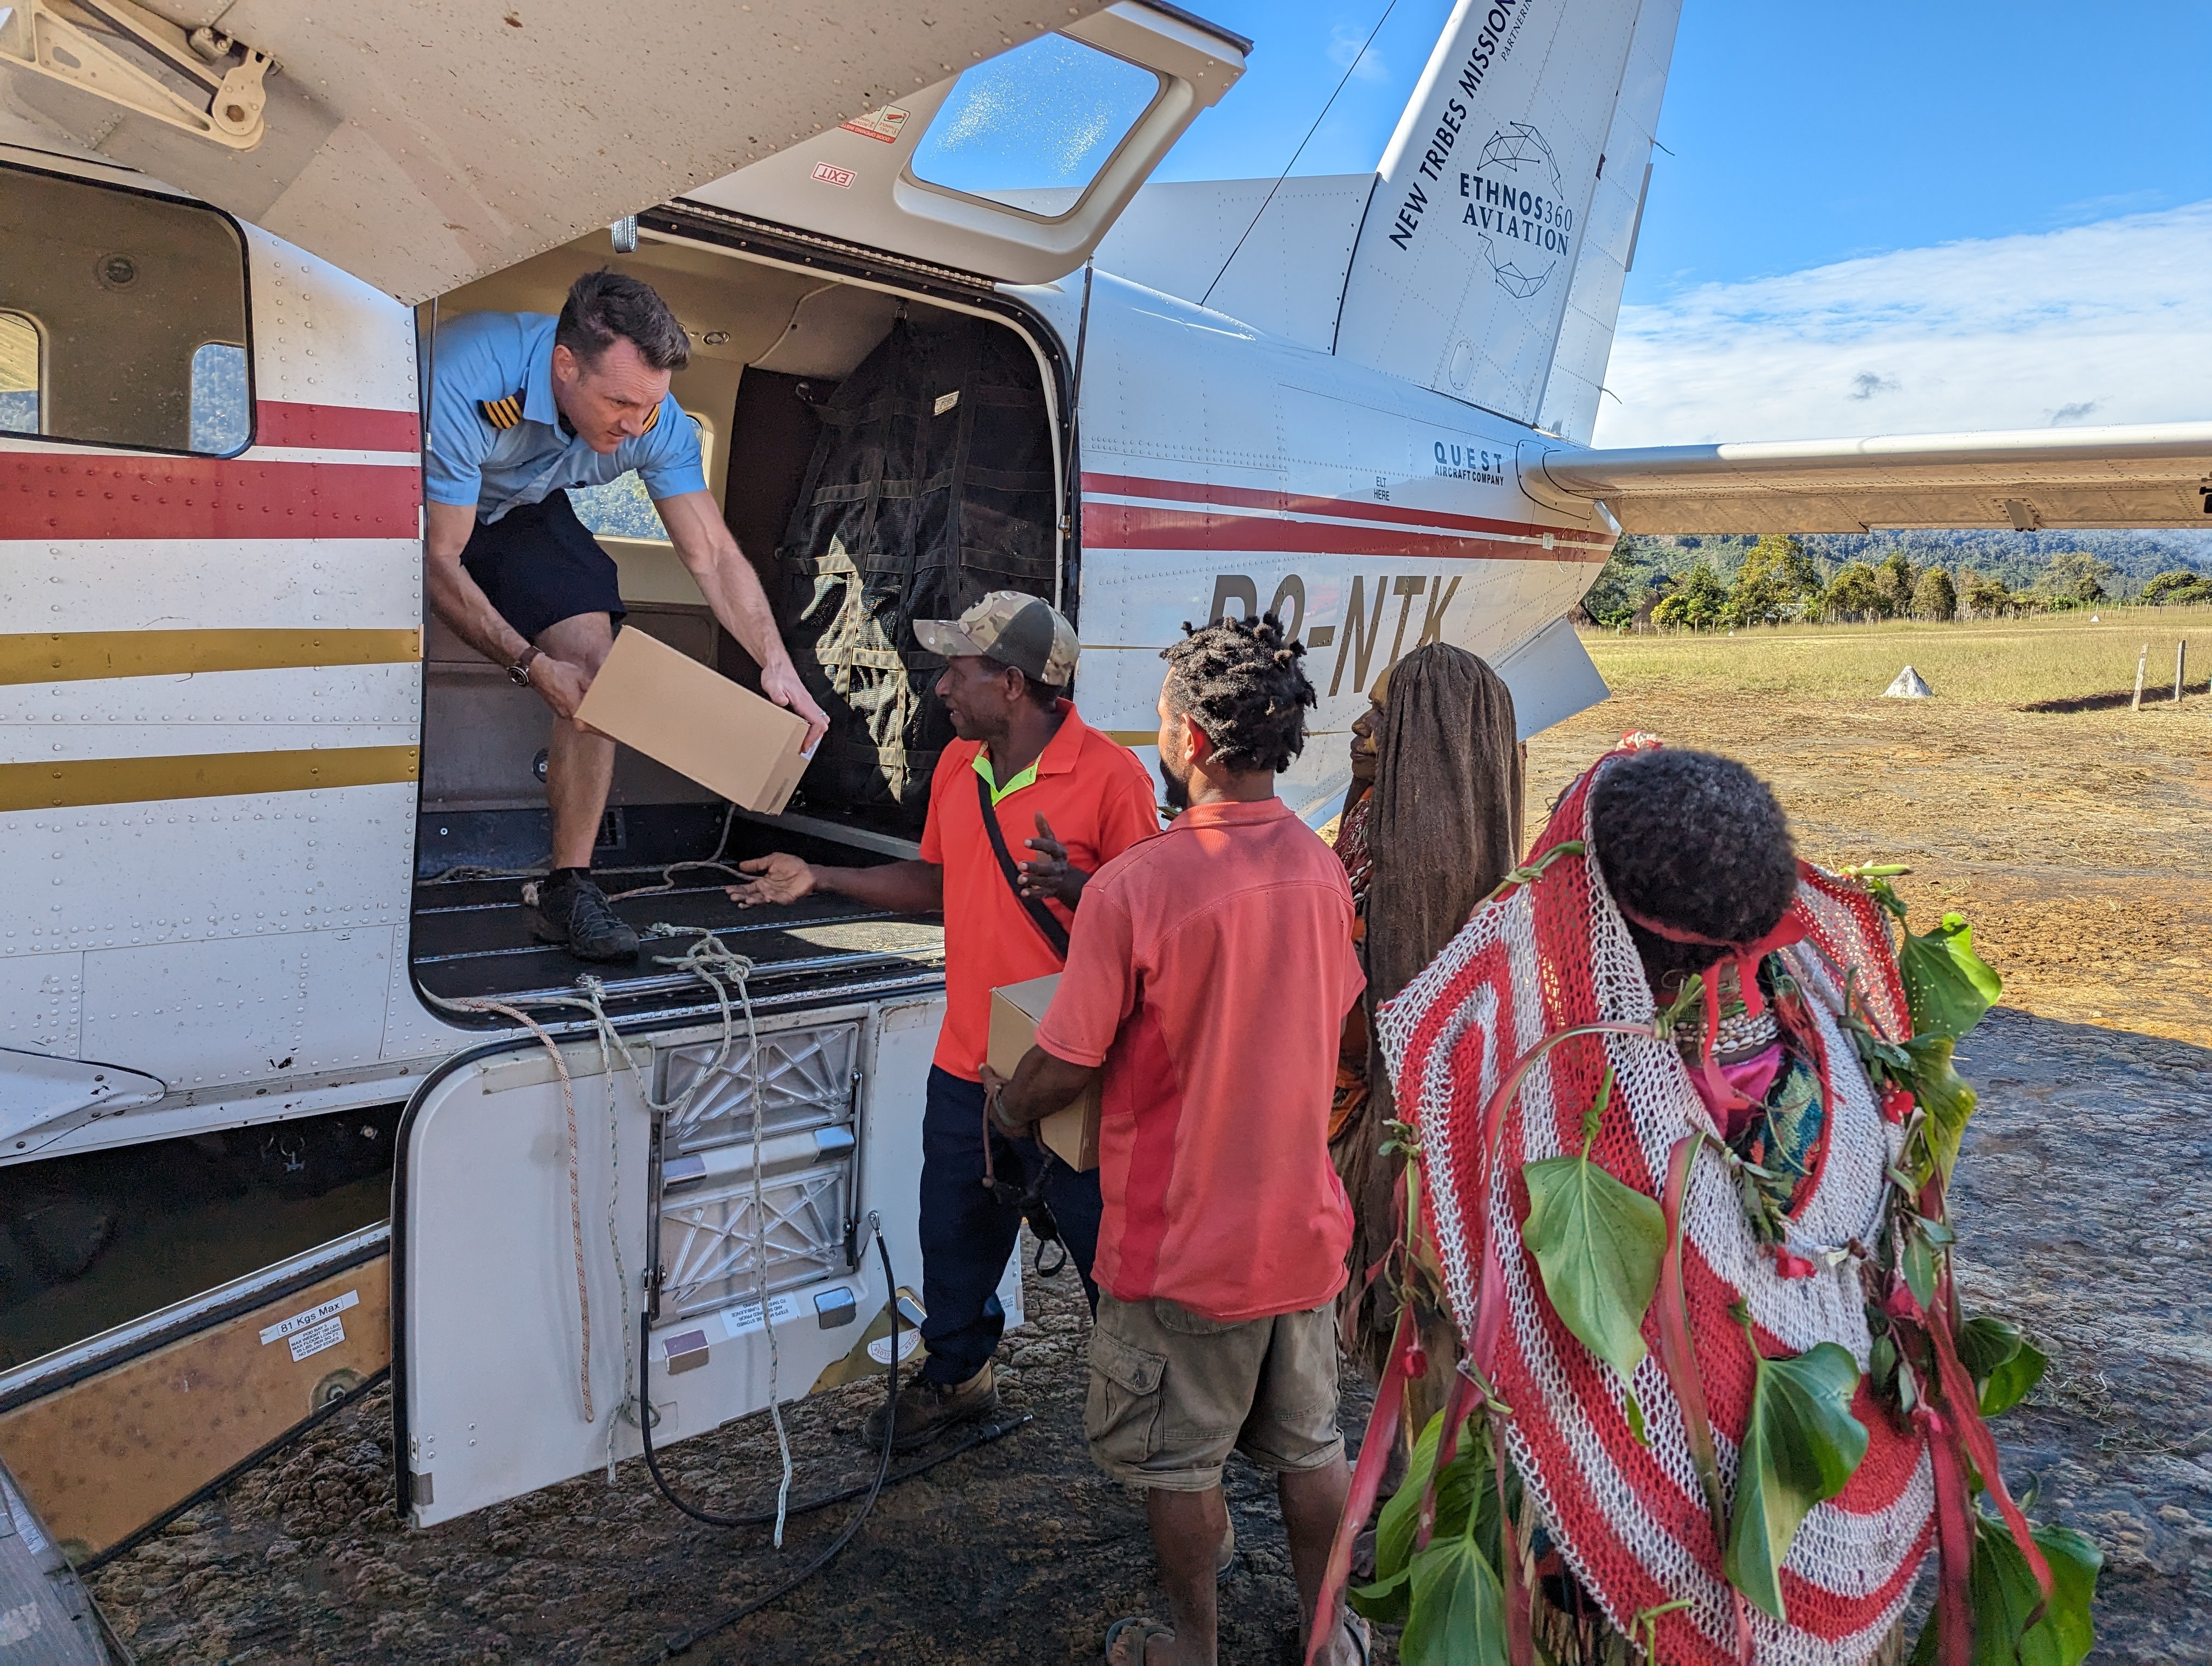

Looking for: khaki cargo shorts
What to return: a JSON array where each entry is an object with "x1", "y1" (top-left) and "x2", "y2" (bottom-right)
[{"x1": 1084, "y1": 1291, "x2": 1343, "y2": 1492}]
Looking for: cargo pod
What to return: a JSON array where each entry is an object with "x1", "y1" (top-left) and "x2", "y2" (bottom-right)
[{"x1": 394, "y1": 990, "x2": 962, "y2": 1527}]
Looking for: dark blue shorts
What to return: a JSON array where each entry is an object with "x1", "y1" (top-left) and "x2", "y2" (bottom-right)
[{"x1": 460, "y1": 491, "x2": 626, "y2": 643}]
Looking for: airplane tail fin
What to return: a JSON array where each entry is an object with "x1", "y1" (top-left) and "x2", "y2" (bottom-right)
[{"x1": 1334, "y1": 0, "x2": 1681, "y2": 440}]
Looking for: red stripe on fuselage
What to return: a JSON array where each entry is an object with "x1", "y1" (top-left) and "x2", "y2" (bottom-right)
[
  {"x1": 254, "y1": 401, "x2": 421, "y2": 452},
  {"x1": 1081, "y1": 470, "x2": 1610, "y2": 551},
  {"x1": 1083, "y1": 501, "x2": 1604, "y2": 564},
  {"x1": 3, "y1": 450, "x2": 420, "y2": 540}
]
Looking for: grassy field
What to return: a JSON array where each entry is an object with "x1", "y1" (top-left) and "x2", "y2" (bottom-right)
[
  {"x1": 1531, "y1": 609, "x2": 2212, "y2": 1047},
  {"x1": 1583, "y1": 606, "x2": 2212, "y2": 707}
]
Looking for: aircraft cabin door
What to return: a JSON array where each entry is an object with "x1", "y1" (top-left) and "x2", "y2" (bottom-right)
[{"x1": 679, "y1": 1, "x2": 1248, "y2": 286}]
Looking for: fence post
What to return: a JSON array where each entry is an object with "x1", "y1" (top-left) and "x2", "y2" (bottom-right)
[
  {"x1": 2133, "y1": 644, "x2": 2148, "y2": 711},
  {"x1": 2178, "y1": 639, "x2": 2189, "y2": 704}
]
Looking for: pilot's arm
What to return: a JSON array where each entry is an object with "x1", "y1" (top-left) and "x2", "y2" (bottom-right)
[{"x1": 653, "y1": 490, "x2": 829, "y2": 751}]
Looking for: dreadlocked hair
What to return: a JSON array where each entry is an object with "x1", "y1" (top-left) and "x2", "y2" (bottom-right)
[
  {"x1": 1160, "y1": 612, "x2": 1317, "y2": 774},
  {"x1": 1590, "y1": 747, "x2": 1798, "y2": 986}
]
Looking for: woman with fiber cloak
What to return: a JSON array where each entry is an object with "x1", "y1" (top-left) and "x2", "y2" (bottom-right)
[{"x1": 1329, "y1": 642, "x2": 1522, "y2": 1430}]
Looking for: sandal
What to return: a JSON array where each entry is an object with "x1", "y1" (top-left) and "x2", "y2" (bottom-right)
[
  {"x1": 1340, "y1": 1612, "x2": 1372, "y2": 1665},
  {"x1": 1103, "y1": 1616, "x2": 1174, "y2": 1666}
]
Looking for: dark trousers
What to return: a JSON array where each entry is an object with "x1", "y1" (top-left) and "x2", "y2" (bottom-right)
[{"x1": 917, "y1": 1066, "x2": 1102, "y2": 1385}]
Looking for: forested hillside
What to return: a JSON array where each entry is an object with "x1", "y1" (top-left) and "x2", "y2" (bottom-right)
[{"x1": 1580, "y1": 529, "x2": 2212, "y2": 626}]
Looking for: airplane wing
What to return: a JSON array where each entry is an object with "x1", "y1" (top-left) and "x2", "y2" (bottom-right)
[
  {"x1": 1518, "y1": 422, "x2": 2212, "y2": 534},
  {"x1": 0, "y1": 0, "x2": 1116, "y2": 302}
]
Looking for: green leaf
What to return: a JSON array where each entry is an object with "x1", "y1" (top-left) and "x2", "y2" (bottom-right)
[
  {"x1": 1347, "y1": 1562, "x2": 1413, "y2": 1627},
  {"x1": 1373, "y1": 1412, "x2": 1490, "y2": 1588},
  {"x1": 1905, "y1": 1034, "x2": 1978, "y2": 1184},
  {"x1": 1912, "y1": 1513, "x2": 2101, "y2": 1666},
  {"x1": 2019, "y1": 1522, "x2": 2101, "y2": 1666},
  {"x1": 1981, "y1": 1338, "x2": 2049, "y2": 1419},
  {"x1": 1725, "y1": 1340, "x2": 1871, "y2": 1621},
  {"x1": 1521, "y1": 1139, "x2": 1666, "y2": 1396},
  {"x1": 1400, "y1": 1530, "x2": 1508, "y2": 1666},
  {"x1": 1957, "y1": 1316, "x2": 2024, "y2": 1382},
  {"x1": 1902, "y1": 1234, "x2": 1938, "y2": 1311},
  {"x1": 1899, "y1": 912, "x2": 2002, "y2": 1042},
  {"x1": 1431, "y1": 1445, "x2": 1490, "y2": 1552},
  {"x1": 1373, "y1": 1410, "x2": 1446, "y2": 1585}
]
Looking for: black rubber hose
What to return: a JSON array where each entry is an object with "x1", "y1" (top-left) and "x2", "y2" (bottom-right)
[
  {"x1": 636, "y1": 1231, "x2": 898, "y2": 1662},
  {"x1": 634, "y1": 1235, "x2": 1034, "y2": 1659},
  {"x1": 638, "y1": 1233, "x2": 897, "y2": 1536}
]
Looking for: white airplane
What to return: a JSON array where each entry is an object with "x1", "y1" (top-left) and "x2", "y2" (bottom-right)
[{"x1": 1, "y1": 0, "x2": 2206, "y2": 1532}]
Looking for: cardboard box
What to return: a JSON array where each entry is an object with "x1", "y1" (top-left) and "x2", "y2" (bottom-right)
[
  {"x1": 987, "y1": 973, "x2": 1100, "y2": 1172},
  {"x1": 573, "y1": 626, "x2": 812, "y2": 814}
]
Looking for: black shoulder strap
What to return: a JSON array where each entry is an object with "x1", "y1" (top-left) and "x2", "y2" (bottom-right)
[{"x1": 976, "y1": 766, "x2": 1070, "y2": 960}]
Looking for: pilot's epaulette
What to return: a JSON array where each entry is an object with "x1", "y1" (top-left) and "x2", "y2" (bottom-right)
[
  {"x1": 640, "y1": 402, "x2": 660, "y2": 434},
  {"x1": 479, "y1": 392, "x2": 525, "y2": 430}
]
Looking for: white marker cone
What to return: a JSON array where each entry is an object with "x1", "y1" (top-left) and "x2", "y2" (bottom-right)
[{"x1": 1884, "y1": 665, "x2": 1934, "y2": 699}]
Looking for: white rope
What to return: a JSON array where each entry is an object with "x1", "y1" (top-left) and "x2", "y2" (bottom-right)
[
  {"x1": 423, "y1": 994, "x2": 596, "y2": 1425},
  {"x1": 633, "y1": 925, "x2": 796, "y2": 1546},
  {"x1": 421, "y1": 906, "x2": 796, "y2": 1533}
]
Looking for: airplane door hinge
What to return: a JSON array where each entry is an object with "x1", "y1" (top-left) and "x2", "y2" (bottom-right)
[{"x1": 0, "y1": 0, "x2": 275, "y2": 150}]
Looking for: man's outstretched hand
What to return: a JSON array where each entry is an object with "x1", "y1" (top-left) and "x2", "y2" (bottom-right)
[
  {"x1": 1018, "y1": 813, "x2": 1087, "y2": 908},
  {"x1": 726, "y1": 852, "x2": 815, "y2": 907}
]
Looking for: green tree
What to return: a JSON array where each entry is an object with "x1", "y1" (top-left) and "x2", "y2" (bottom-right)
[
  {"x1": 1580, "y1": 538, "x2": 1660, "y2": 626},
  {"x1": 1911, "y1": 566, "x2": 1958, "y2": 620},
  {"x1": 2142, "y1": 568, "x2": 2212, "y2": 605},
  {"x1": 1652, "y1": 561, "x2": 1728, "y2": 629},
  {"x1": 1726, "y1": 535, "x2": 1822, "y2": 626},
  {"x1": 1962, "y1": 572, "x2": 2011, "y2": 617},
  {"x1": 1875, "y1": 550, "x2": 1918, "y2": 616},
  {"x1": 1824, "y1": 561, "x2": 1889, "y2": 620},
  {"x1": 2039, "y1": 550, "x2": 2114, "y2": 605}
]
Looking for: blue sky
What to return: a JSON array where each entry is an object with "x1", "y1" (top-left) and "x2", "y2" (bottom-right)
[
  {"x1": 1150, "y1": 1, "x2": 2212, "y2": 442},
  {"x1": 1158, "y1": 0, "x2": 2212, "y2": 299}
]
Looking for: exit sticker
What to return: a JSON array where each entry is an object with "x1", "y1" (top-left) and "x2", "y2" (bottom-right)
[{"x1": 811, "y1": 162, "x2": 856, "y2": 189}]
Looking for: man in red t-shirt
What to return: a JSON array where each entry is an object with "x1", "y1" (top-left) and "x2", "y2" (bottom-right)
[
  {"x1": 988, "y1": 615, "x2": 1365, "y2": 1666},
  {"x1": 728, "y1": 592, "x2": 1157, "y2": 1449}
]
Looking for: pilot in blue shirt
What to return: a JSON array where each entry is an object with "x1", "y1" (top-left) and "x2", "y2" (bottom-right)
[{"x1": 423, "y1": 271, "x2": 827, "y2": 962}]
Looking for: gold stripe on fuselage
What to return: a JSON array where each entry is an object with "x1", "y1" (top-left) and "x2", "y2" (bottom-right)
[
  {"x1": 0, "y1": 746, "x2": 420, "y2": 813},
  {"x1": 0, "y1": 629, "x2": 422, "y2": 687}
]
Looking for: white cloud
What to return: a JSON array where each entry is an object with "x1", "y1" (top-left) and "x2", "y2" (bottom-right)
[
  {"x1": 1326, "y1": 22, "x2": 1390, "y2": 82},
  {"x1": 1591, "y1": 202, "x2": 2212, "y2": 448}
]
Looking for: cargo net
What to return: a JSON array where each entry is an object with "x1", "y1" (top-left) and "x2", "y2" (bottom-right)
[{"x1": 1374, "y1": 741, "x2": 1932, "y2": 1666}]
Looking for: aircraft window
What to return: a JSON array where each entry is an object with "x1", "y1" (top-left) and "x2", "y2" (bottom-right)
[
  {"x1": 0, "y1": 162, "x2": 251, "y2": 456},
  {"x1": 909, "y1": 33, "x2": 1162, "y2": 219},
  {"x1": 190, "y1": 342, "x2": 250, "y2": 454},
  {"x1": 0, "y1": 312, "x2": 37, "y2": 437},
  {"x1": 567, "y1": 413, "x2": 712, "y2": 543}
]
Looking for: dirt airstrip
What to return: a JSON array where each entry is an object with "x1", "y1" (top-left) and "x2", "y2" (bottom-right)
[{"x1": 86, "y1": 660, "x2": 2212, "y2": 1664}]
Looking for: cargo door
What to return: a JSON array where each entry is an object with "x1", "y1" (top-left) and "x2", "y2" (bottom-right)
[
  {"x1": 394, "y1": 995, "x2": 946, "y2": 1527},
  {"x1": 0, "y1": 154, "x2": 420, "y2": 1148},
  {"x1": 0, "y1": 1, "x2": 1124, "y2": 302},
  {"x1": 680, "y1": 2, "x2": 1248, "y2": 285}
]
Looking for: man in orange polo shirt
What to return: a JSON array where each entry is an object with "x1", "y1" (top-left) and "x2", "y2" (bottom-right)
[
  {"x1": 726, "y1": 592, "x2": 1158, "y2": 1448},
  {"x1": 987, "y1": 614, "x2": 1365, "y2": 1666}
]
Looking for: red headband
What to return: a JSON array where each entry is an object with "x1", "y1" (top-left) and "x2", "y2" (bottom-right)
[{"x1": 1615, "y1": 901, "x2": 1805, "y2": 960}]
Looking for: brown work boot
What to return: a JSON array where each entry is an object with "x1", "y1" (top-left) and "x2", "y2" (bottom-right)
[{"x1": 860, "y1": 1362, "x2": 998, "y2": 1452}]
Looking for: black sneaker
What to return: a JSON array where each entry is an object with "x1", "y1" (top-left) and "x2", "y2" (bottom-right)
[
  {"x1": 529, "y1": 873, "x2": 639, "y2": 962},
  {"x1": 860, "y1": 1362, "x2": 998, "y2": 1452}
]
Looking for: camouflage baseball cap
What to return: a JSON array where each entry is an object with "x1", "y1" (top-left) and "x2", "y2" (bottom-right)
[{"x1": 914, "y1": 591, "x2": 1078, "y2": 687}]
